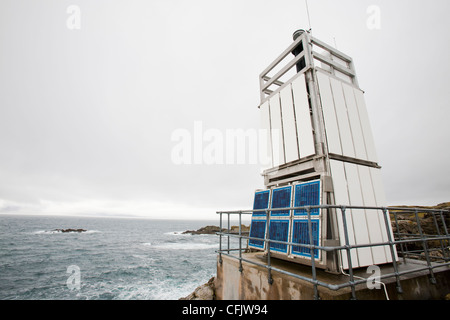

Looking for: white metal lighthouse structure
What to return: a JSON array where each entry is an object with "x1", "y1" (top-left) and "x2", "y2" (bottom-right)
[{"x1": 249, "y1": 30, "x2": 397, "y2": 272}]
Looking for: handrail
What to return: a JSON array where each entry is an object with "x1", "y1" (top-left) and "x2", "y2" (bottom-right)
[{"x1": 216, "y1": 205, "x2": 450, "y2": 300}]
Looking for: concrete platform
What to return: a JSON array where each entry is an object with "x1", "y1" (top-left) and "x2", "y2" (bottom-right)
[{"x1": 215, "y1": 252, "x2": 450, "y2": 300}]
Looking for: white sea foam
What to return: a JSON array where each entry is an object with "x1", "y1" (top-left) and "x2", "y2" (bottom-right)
[
  {"x1": 131, "y1": 254, "x2": 155, "y2": 262},
  {"x1": 34, "y1": 230, "x2": 59, "y2": 234},
  {"x1": 116, "y1": 280, "x2": 196, "y2": 300},
  {"x1": 164, "y1": 231, "x2": 190, "y2": 236},
  {"x1": 75, "y1": 273, "x2": 200, "y2": 300}
]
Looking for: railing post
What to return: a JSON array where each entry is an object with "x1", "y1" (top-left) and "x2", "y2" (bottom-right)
[
  {"x1": 414, "y1": 209, "x2": 436, "y2": 284},
  {"x1": 340, "y1": 206, "x2": 356, "y2": 300},
  {"x1": 239, "y1": 211, "x2": 243, "y2": 273},
  {"x1": 382, "y1": 208, "x2": 403, "y2": 294},
  {"x1": 392, "y1": 209, "x2": 407, "y2": 264},
  {"x1": 439, "y1": 211, "x2": 450, "y2": 262},
  {"x1": 227, "y1": 213, "x2": 231, "y2": 253},
  {"x1": 219, "y1": 212, "x2": 223, "y2": 265},
  {"x1": 265, "y1": 209, "x2": 273, "y2": 285},
  {"x1": 431, "y1": 211, "x2": 446, "y2": 262},
  {"x1": 307, "y1": 206, "x2": 319, "y2": 300}
]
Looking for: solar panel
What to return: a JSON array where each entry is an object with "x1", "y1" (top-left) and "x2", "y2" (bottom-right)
[
  {"x1": 249, "y1": 190, "x2": 270, "y2": 250},
  {"x1": 270, "y1": 186, "x2": 292, "y2": 217},
  {"x1": 252, "y1": 190, "x2": 271, "y2": 217},
  {"x1": 269, "y1": 220, "x2": 290, "y2": 253},
  {"x1": 293, "y1": 180, "x2": 321, "y2": 216},
  {"x1": 291, "y1": 219, "x2": 320, "y2": 259},
  {"x1": 249, "y1": 220, "x2": 266, "y2": 249}
]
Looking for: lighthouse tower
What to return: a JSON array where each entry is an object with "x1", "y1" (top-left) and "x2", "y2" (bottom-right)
[{"x1": 249, "y1": 30, "x2": 397, "y2": 272}]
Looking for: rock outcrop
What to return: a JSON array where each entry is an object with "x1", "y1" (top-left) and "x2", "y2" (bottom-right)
[
  {"x1": 52, "y1": 229, "x2": 87, "y2": 233},
  {"x1": 180, "y1": 277, "x2": 216, "y2": 300},
  {"x1": 182, "y1": 225, "x2": 250, "y2": 235},
  {"x1": 229, "y1": 225, "x2": 250, "y2": 233},
  {"x1": 389, "y1": 202, "x2": 450, "y2": 259},
  {"x1": 182, "y1": 226, "x2": 224, "y2": 235},
  {"x1": 390, "y1": 202, "x2": 450, "y2": 236}
]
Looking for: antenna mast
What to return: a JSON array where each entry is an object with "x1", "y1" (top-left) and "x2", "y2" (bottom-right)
[{"x1": 305, "y1": 0, "x2": 312, "y2": 32}]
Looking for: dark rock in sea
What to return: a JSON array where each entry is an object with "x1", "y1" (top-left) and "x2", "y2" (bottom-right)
[
  {"x1": 182, "y1": 225, "x2": 250, "y2": 235},
  {"x1": 182, "y1": 226, "x2": 224, "y2": 235},
  {"x1": 53, "y1": 228, "x2": 87, "y2": 233}
]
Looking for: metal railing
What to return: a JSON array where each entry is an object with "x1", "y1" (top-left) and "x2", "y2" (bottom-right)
[{"x1": 216, "y1": 205, "x2": 450, "y2": 300}]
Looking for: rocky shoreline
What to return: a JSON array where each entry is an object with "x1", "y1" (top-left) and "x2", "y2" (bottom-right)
[
  {"x1": 389, "y1": 202, "x2": 450, "y2": 259},
  {"x1": 179, "y1": 277, "x2": 216, "y2": 300},
  {"x1": 179, "y1": 225, "x2": 250, "y2": 300}
]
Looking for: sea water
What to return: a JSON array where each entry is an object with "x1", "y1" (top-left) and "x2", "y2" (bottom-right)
[{"x1": 0, "y1": 215, "x2": 232, "y2": 300}]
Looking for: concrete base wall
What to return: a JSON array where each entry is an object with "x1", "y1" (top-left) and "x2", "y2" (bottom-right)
[{"x1": 215, "y1": 253, "x2": 450, "y2": 300}]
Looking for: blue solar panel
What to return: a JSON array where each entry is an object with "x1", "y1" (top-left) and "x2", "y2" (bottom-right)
[
  {"x1": 270, "y1": 186, "x2": 292, "y2": 217},
  {"x1": 293, "y1": 181, "x2": 321, "y2": 216},
  {"x1": 269, "y1": 220, "x2": 290, "y2": 253},
  {"x1": 249, "y1": 220, "x2": 266, "y2": 249},
  {"x1": 252, "y1": 190, "x2": 270, "y2": 217},
  {"x1": 291, "y1": 219, "x2": 319, "y2": 258}
]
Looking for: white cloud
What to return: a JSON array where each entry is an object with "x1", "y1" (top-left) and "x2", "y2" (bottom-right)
[{"x1": 1, "y1": 0, "x2": 449, "y2": 218}]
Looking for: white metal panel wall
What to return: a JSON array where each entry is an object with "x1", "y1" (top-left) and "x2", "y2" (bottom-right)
[
  {"x1": 357, "y1": 165, "x2": 389, "y2": 265},
  {"x1": 260, "y1": 74, "x2": 316, "y2": 169},
  {"x1": 353, "y1": 88, "x2": 378, "y2": 163},
  {"x1": 260, "y1": 101, "x2": 273, "y2": 170},
  {"x1": 330, "y1": 77, "x2": 355, "y2": 158},
  {"x1": 280, "y1": 85, "x2": 300, "y2": 163},
  {"x1": 269, "y1": 94, "x2": 285, "y2": 167},
  {"x1": 317, "y1": 70, "x2": 379, "y2": 164},
  {"x1": 291, "y1": 74, "x2": 316, "y2": 158},
  {"x1": 330, "y1": 159, "x2": 397, "y2": 269},
  {"x1": 342, "y1": 83, "x2": 368, "y2": 161},
  {"x1": 370, "y1": 167, "x2": 397, "y2": 261},
  {"x1": 317, "y1": 71, "x2": 342, "y2": 155},
  {"x1": 329, "y1": 160, "x2": 357, "y2": 269},
  {"x1": 344, "y1": 162, "x2": 373, "y2": 267},
  {"x1": 370, "y1": 168, "x2": 387, "y2": 207}
]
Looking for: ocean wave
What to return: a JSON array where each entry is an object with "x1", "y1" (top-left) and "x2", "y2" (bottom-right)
[
  {"x1": 79, "y1": 278, "x2": 201, "y2": 300},
  {"x1": 1, "y1": 216, "x2": 219, "y2": 300},
  {"x1": 131, "y1": 254, "x2": 155, "y2": 261},
  {"x1": 164, "y1": 231, "x2": 191, "y2": 236}
]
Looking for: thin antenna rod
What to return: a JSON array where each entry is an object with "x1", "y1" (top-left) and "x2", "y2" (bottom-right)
[{"x1": 305, "y1": 0, "x2": 312, "y2": 32}]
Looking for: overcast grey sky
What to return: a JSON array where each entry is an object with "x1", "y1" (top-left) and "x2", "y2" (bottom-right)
[{"x1": 0, "y1": 0, "x2": 449, "y2": 219}]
